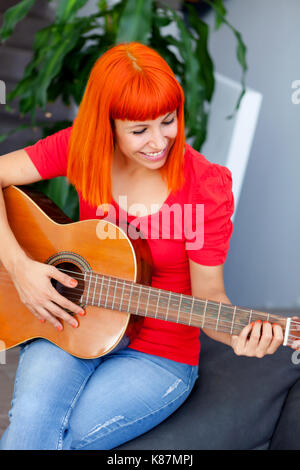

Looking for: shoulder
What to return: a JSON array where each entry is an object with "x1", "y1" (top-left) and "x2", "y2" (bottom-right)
[
  {"x1": 25, "y1": 125, "x2": 73, "y2": 155},
  {"x1": 24, "y1": 125, "x2": 74, "y2": 180},
  {"x1": 184, "y1": 143, "x2": 233, "y2": 199}
]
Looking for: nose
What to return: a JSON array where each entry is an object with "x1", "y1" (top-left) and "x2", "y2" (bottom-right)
[{"x1": 148, "y1": 127, "x2": 167, "y2": 151}]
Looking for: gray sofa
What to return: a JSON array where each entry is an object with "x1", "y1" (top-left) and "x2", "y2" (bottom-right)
[{"x1": 117, "y1": 330, "x2": 300, "y2": 450}]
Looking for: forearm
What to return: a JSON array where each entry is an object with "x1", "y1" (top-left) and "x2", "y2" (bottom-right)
[
  {"x1": 201, "y1": 292, "x2": 233, "y2": 347},
  {"x1": 0, "y1": 183, "x2": 28, "y2": 273}
]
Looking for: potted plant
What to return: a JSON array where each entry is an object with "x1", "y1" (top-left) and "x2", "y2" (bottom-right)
[{"x1": 0, "y1": 0, "x2": 247, "y2": 220}]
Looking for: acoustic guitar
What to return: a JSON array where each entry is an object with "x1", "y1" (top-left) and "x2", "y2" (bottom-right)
[{"x1": 0, "y1": 185, "x2": 299, "y2": 358}]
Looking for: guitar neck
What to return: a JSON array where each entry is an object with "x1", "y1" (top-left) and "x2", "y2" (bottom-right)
[{"x1": 81, "y1": 272, "x2": 288, "y2": 337}]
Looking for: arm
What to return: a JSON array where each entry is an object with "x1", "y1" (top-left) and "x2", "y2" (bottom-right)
[
  {"x1": 0, "y1": 149, "x2": 84, "y2": 329},
  {"x1": 189, "y1": 259, "x2": 233, "y2": 346},
  {"x1": 188, "y1": 259, "x2": 284, "y2": 356},
  {"x1": 0, "y1": 149, "x2": 42, "y2": 272}
]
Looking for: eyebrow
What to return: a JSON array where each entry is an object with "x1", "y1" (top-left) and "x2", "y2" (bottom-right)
[{"x1": 125, "y1": 112, "x2": 174, "y2": 129}]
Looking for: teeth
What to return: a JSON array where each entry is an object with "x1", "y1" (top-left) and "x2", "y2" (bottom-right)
[{"x1": 143, "y1": 149, "x2": 165, "y2": 157}]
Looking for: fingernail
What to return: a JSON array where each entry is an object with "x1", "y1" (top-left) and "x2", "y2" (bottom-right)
[
  {"x1": 56, "y1": 325, "x2": 63, "y2": 331},
  {"x1": 72, "y1": 322, "x2": 78, "y2": 328},
  {"x1": 70, "y1": 279, "x2": 77, "y2": 287},
  {"x1": 40, "y1": 319, "x2": 45, "y2": 323},
  {"x1": 78, "y1": 310, "x2": 85, "y2": 316},
  {"x1": 256, "y1": 320, "x2": 262, "y2": 324}
]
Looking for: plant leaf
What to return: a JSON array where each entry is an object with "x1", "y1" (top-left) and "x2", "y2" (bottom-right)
[
  {"x1": 116, "y1": 0, "x2": 152, "y2": 44},
  {"x1": 203, "y1": 0, "x2": 248, "y2": 117},
  {"x1": 0, "y1": 0, "x2": 36, "y2": 42},
  {"x1": 213, "y1": 0, "x2": 227, "y2": 30},
  {"x1": 55, "y1": 0, "x2": 90, "y2": 23},
  {"x1": 186, "y1": 4, "x2": 215, "y2": 102},
  {"x1": 166, "y1": 9, "x2": 207, "y2": 147}
]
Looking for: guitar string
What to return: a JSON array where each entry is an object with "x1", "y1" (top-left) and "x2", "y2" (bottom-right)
[
  {"x1": 0, "y1": 270, "x2": 267, "y2": 320},
  {"x1": 0, "y1": 269, "x2": 287, "y2": 323},
  {"x1": 1, "y1": 273, "x2": 299, "y2": 339},
  {"x1": 0, "y1": 276, "x2": 299, "y2": 336},
  {"x1": 0, "y1": 274, "x2": 269, "y2": 330},
  {"x1": 0, "y1": 270, "x2": 298, "y2": 331},
  {"x1": 54, "y1": 267, "x2": 300, "y2": 326},
  {"x1": 0, "y1": 272, "x2": 288, "y2": 329}
]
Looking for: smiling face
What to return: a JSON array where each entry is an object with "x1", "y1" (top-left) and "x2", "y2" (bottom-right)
[{"x1": 113, "y1": 110, "x2": 178, "y2": 173}]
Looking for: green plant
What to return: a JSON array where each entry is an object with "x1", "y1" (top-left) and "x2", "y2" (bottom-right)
[{"x1": 0, "y1": 0, "x2": 247, "y2": 220}]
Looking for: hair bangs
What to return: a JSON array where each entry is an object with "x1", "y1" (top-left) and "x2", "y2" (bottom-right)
[{"x1": 110, "y1": 71, "x2": 182, "y2": 122}]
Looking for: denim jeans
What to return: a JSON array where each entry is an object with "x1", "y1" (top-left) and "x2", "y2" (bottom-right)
[{"x1": 0, "y1": 336, "x2": 198, "y2": 450}]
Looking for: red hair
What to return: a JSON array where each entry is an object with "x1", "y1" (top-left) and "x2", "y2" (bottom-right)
[{"x1": 67, "y1": 42, "x2": 186, "y2": 208}]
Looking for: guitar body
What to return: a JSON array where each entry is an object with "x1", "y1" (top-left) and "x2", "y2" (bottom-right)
[{"x1": 0, "y1": 185, "x2": 152, "y2": 358}]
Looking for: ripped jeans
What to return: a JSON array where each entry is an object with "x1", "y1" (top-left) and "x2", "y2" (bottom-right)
[{"x1": 0, "y1": 337, "x2": 198, "y2": 450}]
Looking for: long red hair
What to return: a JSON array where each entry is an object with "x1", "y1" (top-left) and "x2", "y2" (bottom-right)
[{"x1": 67, "y1": 42, "x2": 186, "y2": 208}]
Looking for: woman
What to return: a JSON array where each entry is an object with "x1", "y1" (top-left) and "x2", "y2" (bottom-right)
[{"x1": 0, "y1": 42, "x2": 285, "y2": 450}]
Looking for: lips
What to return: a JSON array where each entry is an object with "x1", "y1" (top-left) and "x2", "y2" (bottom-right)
[{"x1": 140, "y1": 146, "x2": 168, "y2": 161}]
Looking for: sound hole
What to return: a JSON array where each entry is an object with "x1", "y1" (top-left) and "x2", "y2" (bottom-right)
[{"x1": 50, "y1": 262, "x2": 85, "y2": 313}]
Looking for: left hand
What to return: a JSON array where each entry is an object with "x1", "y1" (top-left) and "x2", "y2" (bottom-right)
[{"x1": 231, "y1": 320, "x2": 283, "y2": 358}]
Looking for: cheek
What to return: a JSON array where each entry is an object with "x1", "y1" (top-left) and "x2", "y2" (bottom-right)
[
  {"x1": 119, "y1": 135, "x2": 147, "y2": 153},
  {"x1": 167, "y1": 122, "x2": 178, "y2": 139}
]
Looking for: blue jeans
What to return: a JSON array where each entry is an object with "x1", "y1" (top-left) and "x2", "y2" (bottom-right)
[{"x1": 0, "y1": 336, "x2": 198, "y2": 450}]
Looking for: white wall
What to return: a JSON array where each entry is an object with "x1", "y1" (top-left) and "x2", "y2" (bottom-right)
[
  {"x1": 79, "y1": 0, "x2": 300, "y2": 310},
  {"x1": 203, "y1": 0, "x2": 300, "y2": 310}
]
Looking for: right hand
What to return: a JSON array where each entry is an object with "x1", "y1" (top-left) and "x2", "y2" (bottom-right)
[{"x1": 9, "y1": 255, "x2": 85, "y2": 331}]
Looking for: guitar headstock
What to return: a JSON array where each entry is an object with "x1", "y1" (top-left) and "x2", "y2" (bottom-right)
[{"x1": 285, "y1": 316, "x2": 300, "y2": 349}]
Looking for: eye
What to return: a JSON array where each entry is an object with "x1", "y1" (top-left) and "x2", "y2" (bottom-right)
[
  {"x1": 132, "y1": 128, "x2": 147, "y2": 135},
  {"x1": 164, "y1": 117, "x2": 175, "y2": 126},
  {"x1": 132, "y1": 117, "x2": 175, "y2": 135}
]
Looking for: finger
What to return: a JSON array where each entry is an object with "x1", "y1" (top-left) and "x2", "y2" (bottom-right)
[
  {"x1": 48, "y1": 265, "x2": 79, "y2": 289},
  {"x1": 266, "y1": 323, "x2": 284, "y2": 354},
  {"x1": 246, "y1": 320, "x2": 263, "y2": 353},
  {"x1": 28, "y1": 307, "x2": 46, "y2": 323},
  {"x1": 24, "y1": 301, "x2": 46, "y2": 322},
  {"x1": 255, "y1": 321, "x2": 273, "y2": 357},
  {"x1": 44, "y1": 300, "x2": 78, "y2": 329},
  {"x1": 35, "y1": 306, "x2": 63, "y2": 331},
  {"x1": 50, "y1": 287, "x2": 85, "y2": 316},
  {"x1": 231, "y1": 322, "x2": 254, "y2": 354}
]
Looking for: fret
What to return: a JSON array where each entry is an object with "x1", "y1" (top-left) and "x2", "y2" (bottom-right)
[
  {"x1": 82, "y1": 271, "x2": 87, "y2": 304},
  {"x1": 216, "y1": 302, "x2": 222, "y2": 331},
  {"x1": 119, "y1": 280, "x2": 125, "y2": 311},
  {"x1": 135, "y1": 284, "x2": 142, "y2": 315},
  {"x1": 166, "y1": 291, "x2": 171, "y2": 321},
  {"x1": 111, "y1": 278, "x2": 117, "y2": 310},
  {"x1": 91, "y1": 273, "x2": 97, "y2": 306},
  {"x1": 267, "y1": 313, "x2": 270, "y2": 322},
  {"x1": 127, "y1": 283, "x2": 133, "y2": 313},
  {"x1": 104, "y1": 277, "x2": 111, "y2": 308},
  {"x1": 145, "y1": 287, "x2": 151, "y2": 317},
  {"x1": 85, "y1": 272, "x2": 92, "y2": 305},
  {"x1": 230, "y1": 306, "x2": 237, "y2": 334},
  {"x1": 249, "y1": 309, "x2": 253, "y2": 324},
  {"x1": 155, "y1": 290, "x2": 161, "y2": 318},
  {"x1": 97, "y1": 275, "x2": 104, "y2": 307},
  {"x1": 202, "y1": 300, "x2": 208, "y2": 328},
  {"x1": 177, "y1": 294, "x2": 182, "y2": 323},
  {"x1": 189, "y1": 297, "x2": 194, "y2": 326}
]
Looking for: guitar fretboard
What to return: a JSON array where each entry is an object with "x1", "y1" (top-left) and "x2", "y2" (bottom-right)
[{"x1": 79, "y1": 272, "x2": 286, "y2": 336}]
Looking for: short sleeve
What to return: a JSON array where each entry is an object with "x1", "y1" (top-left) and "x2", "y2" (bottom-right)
[
  {"x1": 24, "y1": 126, "x2": 72, "y2": 179},
  {"x1": 185, "y1": 162, "x2": 234, "y2": 266}
]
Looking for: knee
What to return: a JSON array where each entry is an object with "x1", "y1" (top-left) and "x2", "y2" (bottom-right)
[{"x1": 65, "y1": 414, "x2": 128, "y2": 450}]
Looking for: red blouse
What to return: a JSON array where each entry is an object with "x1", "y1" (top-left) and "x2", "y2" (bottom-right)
[{"x1": 25, "y1": 126, "x2": 234, "y2": 365}]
